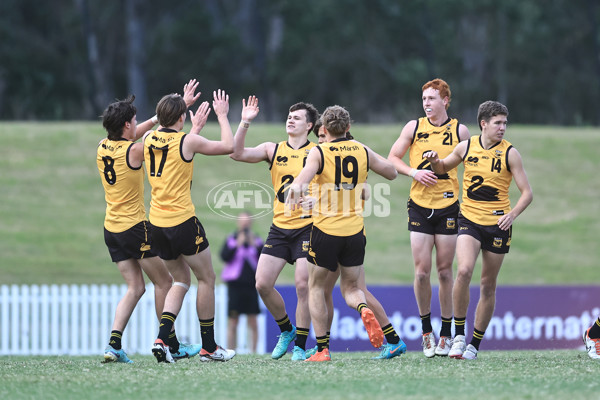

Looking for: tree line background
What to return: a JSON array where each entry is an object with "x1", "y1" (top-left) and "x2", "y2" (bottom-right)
[{"x1": 1, "y1": 0, "x2": 599, "y2": 125}]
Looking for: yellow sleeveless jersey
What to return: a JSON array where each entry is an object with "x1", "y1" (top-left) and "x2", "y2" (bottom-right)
[
  {"x1": 461, "y1": 136, "x2": 514, "y2": 226},
  {"x1": 270, "y1": 140, "x2": 316, "y2": 229},
  {"x1": 144, "y1": 128, "x2": 195, "y2": 228},
  {"x1": 97, "y1": 138, "x2": 146, "y2": 233},
  {"x1": 408, "y1": 117, "x2": 461, "y2": 208},
  {"x1": 312, "y1": 138, "x2": 369, "y2": 236}
]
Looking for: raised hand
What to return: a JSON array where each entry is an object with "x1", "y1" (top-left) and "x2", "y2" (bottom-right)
[
  {"x1": 212, "y1": 89, "x2": 230, "y2": 117},
  {"x1": 189, "y1": 101, "x2": 211, "y2": 133},
  {"x1": 183, "y1": 79, "x2": 201, "y2": 107},
  {"x1": 241, "y1": 96, "x2": 259, "y2": 122}
]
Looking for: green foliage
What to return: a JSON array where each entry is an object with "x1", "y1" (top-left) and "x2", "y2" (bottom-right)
[
  {"x1": 1, "y1": 122, "x2": 599, "y2": 286},
  {"x1": 0, "y1": 351, "x2": 598, "y2": 400},
  {"x1": 0, "y1": 0, "x2": 599, "y2": 124}
]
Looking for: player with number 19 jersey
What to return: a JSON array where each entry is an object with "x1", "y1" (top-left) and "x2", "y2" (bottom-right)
[
  {"x1": 270, "y1": 141, "x2": 316, "y2": 229},
  {"x1": 312, "y1": 138, "x2": 369, "y2": 236},
  {"x1": 97, "y1": 138, "x2": 146, "y2": 233},
  {"x1": 143, "y1": 129, "x2": 196, "y2": 228}
]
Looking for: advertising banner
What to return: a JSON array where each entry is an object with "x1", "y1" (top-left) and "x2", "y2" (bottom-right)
[{"x1": 265, "y1": 285, "x2": 600, "y2": 352}]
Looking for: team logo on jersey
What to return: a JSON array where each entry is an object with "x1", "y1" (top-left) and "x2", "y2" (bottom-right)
[
  {"x1": 443, "y1": 192, "x2": 455, "y2": 199},
  {"x1": 446, "y1": 218, "x2": 455, "y2": 229},
  {"x1": 308, "y1": 249, "x2": 316, "y2": 258},
  {"x1": 140, "y1": 243, "x2": 151, "y2": 252},
  {"x1": 195, "y1": 236, "x2": 204, "y2": 245},
  {"x1": 410, "y1": 221, "x2": 421, "y2": 227},
  {"x1": 492, "y1": 210, "x2": 505, "y2": 215},
  {"x1": 493, "y1": 237, "x2": 503, "y2": 248},
  {"x1": 264, "y1": 244, "x2": 273, "y2": 248},
  {"x1": 495, "y1": 150, "x2": 503, "y2": 157},
  {"x1": 302, "y1": 241, "x2": 309, "y2": 252}
]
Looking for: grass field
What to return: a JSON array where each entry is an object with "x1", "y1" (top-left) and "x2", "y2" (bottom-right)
[
  {"x1": 1, "y1": 351, "x2": 598, "y2": 400},
  {"x1": 1, "y1": 122, "x2": 599, "y2": 285}
]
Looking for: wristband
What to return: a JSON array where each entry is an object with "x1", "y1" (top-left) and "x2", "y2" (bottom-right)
[
  {"x1": 410, "y1": 168, "x2": 418, "y2": 178},
  {"x1": 240, "y1": 120, "x2": 250, "y2": 129},
  {"x1": 151, "y1": 115, "x2": 158, "y2": 124}
]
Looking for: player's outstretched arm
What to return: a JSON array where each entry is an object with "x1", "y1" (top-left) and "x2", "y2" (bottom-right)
[
  {"x1": 367, "y1": 146, "x2": 397, "y2": 180},
  {"x1": 388, "y1": 120, "x2": 437, "y2": 187},
  {"x1": 423, "y1": 141, "x2": 466, "y2": 175},
  {"x1": 229, "y1": 96, "x2": 272, "y2": 163},
  {"x1": 286, "y1": 147, "x2": 321, "y2": 211},
  {"x1": 185, "y1": 90, "x2": 234, "y2": 156}
]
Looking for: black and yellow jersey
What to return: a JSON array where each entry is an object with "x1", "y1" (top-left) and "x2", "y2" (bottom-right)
[
  {"x1": 408, "y1": 117, "x2": 461, "y2": 208},
  {"x1": 461, "y1": 136, "x2": 513, "y2": 226},
  {"x1": 312, "y1": 138, "x2": 369, "y2": 236},
  {"x1": 270, "y1": 140, "x2": 316, "y2": 229},
  {"x1": 97, "y1": 138, "x2": 146, "y2": 233},
  {"x1": 143, "y1": 128, "x2": 195, "y2": 228}
]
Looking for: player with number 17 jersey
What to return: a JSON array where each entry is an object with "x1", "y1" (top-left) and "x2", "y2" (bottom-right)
[{"x1": 143, "y1": 129, "x2": 195, "y2": 228}]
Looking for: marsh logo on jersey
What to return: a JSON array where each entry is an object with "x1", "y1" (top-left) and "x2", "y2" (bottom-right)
[
  {"x1": 466, "y1": 156, "x2": 479, "y2": 166},
  {"x1": 417, "y1": 133, "x2": 429, "y2": 140},
  {"x1": 275, "y1": 156, "x2": 288, "y2": 166},
  {"x1": 446, "y1": 218, "x2": 456, "y2": 229},
  {"x1": 493, "y1": 237, "x2": 503, "y2": 248}
]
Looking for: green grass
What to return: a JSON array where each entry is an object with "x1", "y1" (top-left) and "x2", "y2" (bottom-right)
[
  {"x1": 0, "y1": 351, "x2": 598, "y2": 400},
  {"x1": 1, "y1": 122, "x2": 599, "y2": 285}
]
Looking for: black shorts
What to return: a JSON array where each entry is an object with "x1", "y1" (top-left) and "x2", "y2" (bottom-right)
[
  {"x1": 308, "y1": 225, "x2": 366, "y2": 272},
  {"x1": 458, "y1": 213, "x2": 511, "y2": 254},
  {"x1": 260, "y1": 223, "x2": 311, "y2": 264},
  {"x1": 407, "y1": 199, "x2": 459, "y2": 235},
  {"x1": 149, "y1": 216, "x2": 210, "y2": 260},
  {"x1": 227, "y1": 284, "x2": 260, "y2": 316},
  {"x1": 104, "y1": 221, "x2": 156, "y2": 263}
]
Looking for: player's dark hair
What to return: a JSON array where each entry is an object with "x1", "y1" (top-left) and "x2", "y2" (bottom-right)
[
  {"x1": 289, "y1": 102, "x2": 319, "y2": 131},
  {"x1": 477, "y1": 101, "x2": 509, "y2": 131},
  {"x1": 102, "y1": 95, "x2": 136, "y2": 140},
  {"x1": 156, "y1": 94, "x2": 187, "y2": 128}
]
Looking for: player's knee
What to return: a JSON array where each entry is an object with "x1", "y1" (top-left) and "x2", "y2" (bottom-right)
[
  {"x1": 414, "y1": 269, "x2": 431, "y2": 284},
  {"x1": 255, "y1": 279, "x2": 272, "y2": 295},
  {"x1": 437, "y1": 268, "x2": 453, "y2": 283},
  {"x1": 456, "y1": 268, "x2": 473, "y2": 283},
  {"x1": 480, "y1": 279, "x2": 497, "y2": 299},
  {"x1": 128, "y1": 282, "x2": 146, "y2": 300},
  {"x1": 295, "y1": 280, "x2": 309, "y2": 299}
]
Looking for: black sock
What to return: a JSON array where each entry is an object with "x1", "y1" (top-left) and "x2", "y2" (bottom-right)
[
  {"x1": 381, "y1": 323, "x2": 400, "y2": 345},
  {"x1": 200, "y1": 318, "x2": 217, "y2": 353},
  {"x1": 295, "y1": 327, "x2": 309, "y2": 350},
  {"x1": 316, "y1": 335, "x2": 328, "y2": 351},
  {"x1": 168, "y1": 330, "x2": 180, "y2": 353},
  {"x1": 275, "y1": 315, "x2": 293, "y2": 333},
  {"x1": 589, "y1": 318, "x2": 600, "y2": 339},
  {"x1": 470, "y1": 328, "x2": 485, "y2": 350},
  {"x1": 454, "y1": 316, "x2": 466, "y2": 337},
  {"x1": 357, "y1": 303, "x2": 368, "y2": 313},
  {"x1": 440, "y1": 316, "x2": 452, "y2": 337},
  {"x1": 158, "y1": 312, "x2": 177, "y2": 342},
  {"x1": 421, "y1": 313, "x2": 432, "y2": 334},
  {"x1": 109, "y1": 330, "x2": 122, "y2": 350}
]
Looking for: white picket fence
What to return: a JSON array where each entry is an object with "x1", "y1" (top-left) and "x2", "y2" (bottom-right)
[{"x1": 0, "y1": 284, "x2": 267, "y2": 356}]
